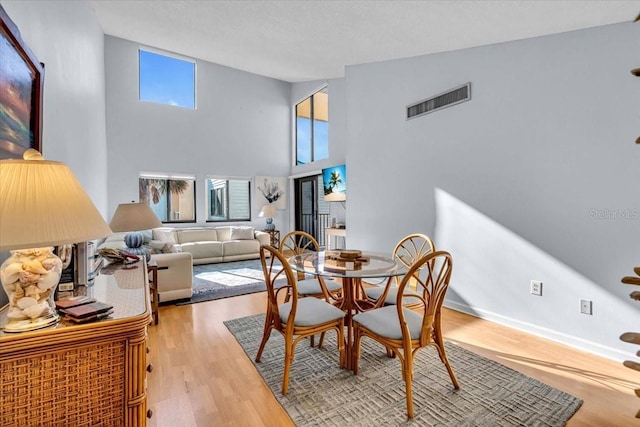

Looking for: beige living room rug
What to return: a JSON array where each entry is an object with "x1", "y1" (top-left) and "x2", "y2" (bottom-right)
[{"x1": 225, "y1": 313, "x2": 583, "y2": 426}]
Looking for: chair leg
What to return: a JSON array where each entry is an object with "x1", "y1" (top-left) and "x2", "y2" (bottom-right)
[
  {"x1": 403, "y1": 352, "x2": 415, "y2": 419},
  {"x1": 255, "y1": 313, "x2": 273, "y2": 362},
  {"x1": 433, "y1": 320, "x2": 460, "y2": 389},
  {"x1": 282, "y1": 339, "x2": 294, "y2": 395},
  {"x1": 336, "y1": 323, "x2": 345, "y2": 368},
  {"x1": 318, "y1": 332, "x2": 326, "y2": 348}
]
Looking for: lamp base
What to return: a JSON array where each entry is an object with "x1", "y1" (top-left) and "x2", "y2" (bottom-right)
[
  {"x1": 264, "y1": 217, "x2": 275, "y2": 231},
  {"x1": 2, "y1": 313, "x2": 59, "y2": 333},
  {"x1": 124, "y1": 231, "x2": 151, "y2": 261},
  {"x1": 0, "y1": 247, "x2": 62, "y2": 332}
]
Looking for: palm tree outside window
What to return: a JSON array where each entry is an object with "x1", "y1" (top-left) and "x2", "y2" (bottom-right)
[{"x1": 139, "y1": 176, "x2": 196, "y2": 223}]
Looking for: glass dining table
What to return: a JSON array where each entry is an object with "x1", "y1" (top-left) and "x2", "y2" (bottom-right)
[{"x1": 288, "y1": 250, "x2": 408, "y2": 370}]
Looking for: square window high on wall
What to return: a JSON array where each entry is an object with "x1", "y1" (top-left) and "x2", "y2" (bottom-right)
[
  {"x1": 139, "y1": 48, "x2": 196, "y2": 109},
  {"x1": 139, "y1": 174, "x2": 196, "y2": 223},
  {"x1": 296, "y1": 87, "x2": 328, "y2": 165}
]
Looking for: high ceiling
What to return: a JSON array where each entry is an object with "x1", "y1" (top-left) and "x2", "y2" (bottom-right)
[{"x1": 90, "y1": 0, "x2": 640, "y2": 83}]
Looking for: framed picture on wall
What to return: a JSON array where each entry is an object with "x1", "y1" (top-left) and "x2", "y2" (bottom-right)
[
  {"x1": 255, "y1": 176, "x2": 287, "y2": 210},
  {"x1": 0, "y1": 5, "x2": 44, "y2": 159}
]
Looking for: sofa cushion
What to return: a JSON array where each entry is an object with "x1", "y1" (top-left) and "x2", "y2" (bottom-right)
[
  {"x1": 222, "y1": 240, "x2": 260, "y2": 257},
  {"x1": 215, "y1": 227, "x2": 232, "y2": 241},
  {"x1": 149, "y1": 240, "x2": 181, "y2": 254},
  {"x1": 152, "y1": 228, "x2": 178, "y2": 244},
  {"x1": 180, "y1": 241, "x2": 224, "y2": 259},
  {"x1": 177, "y1": 228, "x2": 218, "y2": 244},
  {"x1": 230, "y1": 226, "x2": 255, "y2": 240}
]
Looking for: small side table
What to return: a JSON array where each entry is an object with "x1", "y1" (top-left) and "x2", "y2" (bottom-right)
[
  {"x1": 263, "y1": 229, "x2": 280, "y2": 249},
  {"x1": 147, "y1": 260, "x2": 159, "y2": 325}
]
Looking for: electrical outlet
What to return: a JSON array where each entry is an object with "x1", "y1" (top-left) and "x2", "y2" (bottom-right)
[
  {"x1": 580, "y1": 299, "x2": 592, "y2": 315},
  {"x1": 530, "y1": 280, "x2": 543, "y2": 296}
]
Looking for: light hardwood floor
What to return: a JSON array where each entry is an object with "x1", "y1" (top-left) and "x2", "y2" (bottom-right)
[{"x1": 146, "y1": 292, "x2": 639, "y2": 427}]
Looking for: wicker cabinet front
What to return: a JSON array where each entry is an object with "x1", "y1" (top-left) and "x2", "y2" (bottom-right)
[{"x1": 0, "y1": 260, "x2": 151, "y2": 427}]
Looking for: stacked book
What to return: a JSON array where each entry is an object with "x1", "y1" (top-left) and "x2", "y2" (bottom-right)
[{"x1": 55, "y1": 296, "x2": 113, "y2": 324}]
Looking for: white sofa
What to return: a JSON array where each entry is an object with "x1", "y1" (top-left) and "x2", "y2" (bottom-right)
[
  {"x1": 99, "y1": 232, "x2": 194, "y2": 303},
  {"x1": 152, "y1": 226, "x2": 270, "y2": 265}
]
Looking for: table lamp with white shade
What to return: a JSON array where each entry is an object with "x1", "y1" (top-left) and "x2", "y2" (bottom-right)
[
  {"x1": 0, "y1": 149, "x2": 113, "y2": 332},
  {"x1": 109, "y1": 202, "x2": 162, "y2": 261},
  {"x1": 259, "y1": 204, "x2": 276, "y2": 231}
]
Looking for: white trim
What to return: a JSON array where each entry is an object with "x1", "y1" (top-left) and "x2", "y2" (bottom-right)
[
  {"x1": 443, "y1": 299, "x2": 634, "y2": 363},
  {"x1": 139, "y1": 171, "x2": 196, "y2": 180},
  {"x1": 206, "y1": 175, "x2": 252, "y2": 181},
  {"x1": 288, "y1": 169, "x2": 322, "y2": 180}
]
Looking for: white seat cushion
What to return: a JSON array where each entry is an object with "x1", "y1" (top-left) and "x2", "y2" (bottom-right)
[
  {"x1": 279, "y1": 297, "x2": 345, "y2": 327},
  {"x1": 297, "y1": 278, "x2": 342, "y2": 296},
  {"x1": 353, "y1": 305, "x2": 423, "y2": 340},
  {"x1": 365, "y1": 285, "x2": 421, "y2": 306}
]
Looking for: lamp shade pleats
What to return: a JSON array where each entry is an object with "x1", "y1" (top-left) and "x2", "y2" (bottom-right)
[
  {"x1": 0, "y1": 154, "x2": 113, "y2": 251},
  {"x1": 109, "y1": 202, "x2": 163, "y2": 232}
]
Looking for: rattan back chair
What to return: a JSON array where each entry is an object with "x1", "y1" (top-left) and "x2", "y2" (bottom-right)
[
  {"x1": 353, "y1": 250, "x2": 459, "y2": 419},
  {"x1": 364, "y1": 233, "x2": 435, "y2": 307},
  {"x1": 255, "y1": 245, "x2": 346, "y2": 395},
  {"x1": 280, "y1": 231, "x2": 343, "y2": 303}
]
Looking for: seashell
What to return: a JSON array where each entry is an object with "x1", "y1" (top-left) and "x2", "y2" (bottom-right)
[
  {"x1": 23, "y1": 302, "x2": 49, "y2": 319},
  {"x1": 22, "y1": 259, "x2": 49, "y2": 274},
  {"x1": 41, "y1": 257, "x2": 62, "y2": 272},
  {"x1": 14, "y1": 285, "x2": 25, "y2": 298},
  {"x1": 17, "y1": 296, "x2": 38, "y2": 309},
  {"x1": 13, "y1": 247, "x2": 50, "y2": 258},
  {"x1": 1, "y1": 262, "x2": 23, "y2": 284},
  {"x1": 37, "y1": 271, "x2": 60, "y2": 290},
  {"x1": 38, "y1": 289, "x2": 53, "y2": 303},
  {"x1": 7, "y1": 307, "x2": 28, "y2": 320},
  {"x1": 19, "y1": 271, "x2": 41, "y2": 285},
  {"x1": 25, "y1": 285, "x2": 41, "y2": 299}
]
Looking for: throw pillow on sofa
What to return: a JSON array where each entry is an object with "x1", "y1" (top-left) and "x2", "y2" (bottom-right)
[
  {"x1": 230, "y1": 226, "x2": 255, "y2": 240},
  {"x1": 149, "y1": 240, "x2": 181, "y2": 254},
  {"x1": 152, "y1": 228, "x2": 178, "y2": 244}
]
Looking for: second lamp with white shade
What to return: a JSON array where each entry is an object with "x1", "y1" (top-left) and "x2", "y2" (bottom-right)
[
  {"x1": 259, "y1": 204, "x2": 277, "y2": 231},
  {"x1": 109, "y1": 202, "x2": 162, "y2": 261}
]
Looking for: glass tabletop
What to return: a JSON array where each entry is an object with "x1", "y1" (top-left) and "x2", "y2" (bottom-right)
[{"x1": 288, "y1": 251, "x2": 407, "y2": 279}]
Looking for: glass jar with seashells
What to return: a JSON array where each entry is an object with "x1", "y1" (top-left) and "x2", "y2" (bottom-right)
[{"x1": 0, "y1": 247, "x2": 63, "y2": 331}]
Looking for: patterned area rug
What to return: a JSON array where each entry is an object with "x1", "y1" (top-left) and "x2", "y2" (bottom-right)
[
  {"x1": 176, "y1": 259, "x2": 281, "y2": 305},
  {"x1": 225, "y1": 313, "x2": 583, "y2": 426}
]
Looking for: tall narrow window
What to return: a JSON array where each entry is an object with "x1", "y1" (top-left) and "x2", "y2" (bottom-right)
[
  {"x1": 139, "y1": 49, "x2": 195, "y2": 109},
  {"x1": 296, "y1": 87, "x2": 328, "y2": 165},
  {"x1": 139, "y1": 174, "x2": 196, "y2": 223},
  {"x1": 206, "y1": 177, "x2": 251, "y2": 222}
]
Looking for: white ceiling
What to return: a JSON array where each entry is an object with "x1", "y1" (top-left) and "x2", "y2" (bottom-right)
[{"x1": 90, "y1": 0, "x2": 640, "y2": 83}]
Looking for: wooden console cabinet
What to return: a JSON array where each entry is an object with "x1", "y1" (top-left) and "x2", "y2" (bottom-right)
[{"x1": 0, "y1": 260, "x2": 152, "y2": 426}]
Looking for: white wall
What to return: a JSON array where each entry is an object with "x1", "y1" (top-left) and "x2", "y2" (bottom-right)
[
  {"x1": 104, "y1": 36, "x2": 291, "y2": 231},
  {"x1": 0, "y1": 0, "x2": 107, "y2": 306},
  {"x1": 344, "y1": 22, "x2": 640, "y2": 361}
]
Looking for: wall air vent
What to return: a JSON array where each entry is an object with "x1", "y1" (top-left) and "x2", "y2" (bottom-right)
[{"x1": 406, "y1": 82, "x2": 471, "y2": 120}]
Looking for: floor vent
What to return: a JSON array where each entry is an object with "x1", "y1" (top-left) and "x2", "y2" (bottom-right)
[{"x1": 406, "y1": 82, "x2": 471, "y2": 120}]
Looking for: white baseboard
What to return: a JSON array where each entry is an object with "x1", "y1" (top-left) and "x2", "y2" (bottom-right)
[{"x1": 443, "y1": 300, "x2": 632, "y2": 363}]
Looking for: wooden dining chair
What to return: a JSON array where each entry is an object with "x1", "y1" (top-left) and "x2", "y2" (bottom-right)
[
  {"x1": 364, "y1": 233, "x2": 435, "y2": 307},
  {"x1": 352, "y1": 250, "x2": 460, "y2": 419},
  {"x1": 255, "y1": 245, "x2": 346, "y2": 395},
  {"x1": 280, "y1": 231, "x2": 343, "y2": 303}
]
